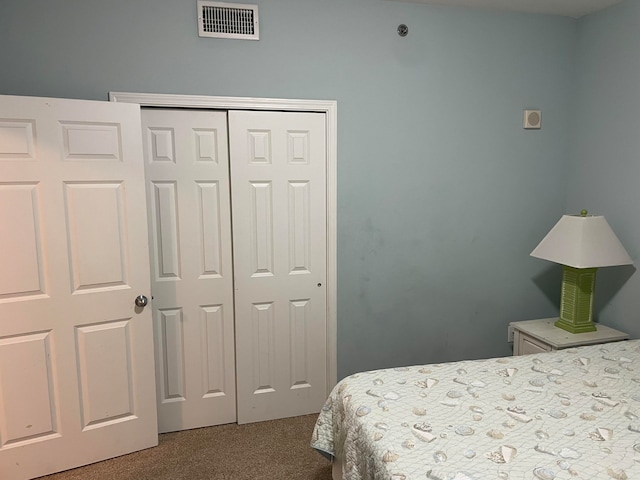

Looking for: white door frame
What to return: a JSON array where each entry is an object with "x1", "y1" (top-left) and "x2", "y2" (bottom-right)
[{"x1": 109, "y1": 91, "x2": 337, "y2": 391}]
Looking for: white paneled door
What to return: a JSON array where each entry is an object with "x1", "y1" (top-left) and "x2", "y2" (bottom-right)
[
  {"x1": 141, "y1": 109, "x2": 236, "y2": 433},
  {"x1": 141, "y1": 108, "x2": 328, "y2": 428},
  {"x1": 0, "y1": 95, "x2": 157, "y2": 479},
  {"x1": 229, "y1": 111, "x2": 327, "y2": 424}
]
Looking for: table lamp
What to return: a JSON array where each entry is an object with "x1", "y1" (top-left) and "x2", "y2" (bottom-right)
[{"x1": 530, "y1": 210, "x2": 633, "y2": 333}]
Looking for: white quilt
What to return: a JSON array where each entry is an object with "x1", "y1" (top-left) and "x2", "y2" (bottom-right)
[{"x1": 311, "y1": 340, "x2": 640, "y2": 480}]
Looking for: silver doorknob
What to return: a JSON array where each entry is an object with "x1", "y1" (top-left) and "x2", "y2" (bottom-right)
[{"x1": 135, "y1": 295, "x2": 148, "y2": 308}]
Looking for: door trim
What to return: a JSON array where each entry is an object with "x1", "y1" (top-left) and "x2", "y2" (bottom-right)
[{"x1": 109, "y1": 92, "x2": 338, "y2": 391}]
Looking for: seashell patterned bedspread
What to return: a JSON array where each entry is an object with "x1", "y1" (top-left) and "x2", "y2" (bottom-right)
[{"x1": 311, "y1": 340, "x2": 640, "y2": 480}]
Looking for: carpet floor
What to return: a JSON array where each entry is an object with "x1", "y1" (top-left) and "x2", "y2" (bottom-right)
[{"x1": 39, "y1": 414, "x2": 332, "y2": 480}]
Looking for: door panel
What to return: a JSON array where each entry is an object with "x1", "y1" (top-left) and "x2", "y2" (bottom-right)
[
  {"x1": 0, "y1": 183, "x2": 46, "y2": 300},
  {"x1": 65, "y1": 182, "x2": 130, "y2": 291},
  {"x1": 0, "y1": 95, "x2": 157, "y2": 480},
  {"x1": 229, "y1": 111, "x2": 327, "y2": 424},
  {"x1": 141, "y1": 109, "x2": 236, "y2": 433},
  {"x1": 0, "y1": 332, "x2": 56, "y2": 445}
]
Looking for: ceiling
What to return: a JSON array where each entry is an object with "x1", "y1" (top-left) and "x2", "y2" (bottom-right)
[{"x1": 384, "y1": 0, "x2": 623, "y2": 18}]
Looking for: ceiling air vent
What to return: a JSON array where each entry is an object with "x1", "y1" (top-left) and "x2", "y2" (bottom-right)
[{"x1": 198, "y1": 1, "x2": 259, "y2": 40}]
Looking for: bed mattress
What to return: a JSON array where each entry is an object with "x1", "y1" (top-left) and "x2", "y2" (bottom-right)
[{"x1": 311, "y1": 339, "x2": 640, "y2": 480}]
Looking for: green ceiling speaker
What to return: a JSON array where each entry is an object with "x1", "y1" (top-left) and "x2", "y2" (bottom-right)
[{"x1": 531, "y1": 209, "x2": 633, "y2": 334}]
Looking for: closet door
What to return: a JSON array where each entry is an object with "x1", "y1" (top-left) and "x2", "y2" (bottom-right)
[
  {"x1": 229, "y1": 111, "x2": 327, "y2": 424},
  {"x1": 141, "y1": 109, "x2": 236, "y2": 433}
]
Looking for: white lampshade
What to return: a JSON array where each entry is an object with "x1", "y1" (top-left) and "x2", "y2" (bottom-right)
[{"x1": 530, "y1": 214, "x2": 633, "y2": 268}]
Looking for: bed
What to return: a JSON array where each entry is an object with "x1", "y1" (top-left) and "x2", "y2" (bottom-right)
[{"x1": 311, "y1": 339, "x2": 640, "y2": 480}]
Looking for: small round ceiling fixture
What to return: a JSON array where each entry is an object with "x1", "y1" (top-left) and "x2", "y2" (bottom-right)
[{"x1": 397, "y1": 24, "x2": 408, "y2": 37}]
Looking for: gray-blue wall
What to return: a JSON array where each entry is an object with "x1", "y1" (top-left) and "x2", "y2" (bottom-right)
[
  {"x1": 567, "y1": 0, "x2": 640, "y2": 337},
  {"x1": 0, "y1": 0, "x2": 577, "y2": 379}
]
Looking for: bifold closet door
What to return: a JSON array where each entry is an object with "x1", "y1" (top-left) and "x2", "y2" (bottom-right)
[
  {"x1": 229, "y1": 111, "x2": 327, "y2": 424},
  {"x1": 141, "y1": 109, "x2": 236, "y2": 433}
]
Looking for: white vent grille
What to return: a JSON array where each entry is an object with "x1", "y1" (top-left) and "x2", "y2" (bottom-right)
[{"x1": 198, "y1": 1, "x2": 259, "y2": 40}]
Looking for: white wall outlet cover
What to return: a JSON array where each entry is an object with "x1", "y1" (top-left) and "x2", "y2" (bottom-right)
[
  {"x1": 507, "y1": 325, "x2": 515, "y2": 342},
  {"x1": 523, "y1": 109, "x2": 541, "y2": 129}
]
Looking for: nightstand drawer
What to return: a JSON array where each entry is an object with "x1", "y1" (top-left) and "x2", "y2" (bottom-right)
[{"x1": 516, "y1": 332, "x2": 552, "y2": 355}]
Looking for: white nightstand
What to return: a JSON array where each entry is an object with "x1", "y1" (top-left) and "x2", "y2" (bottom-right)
[{"x1": 509, "y1": 318, "x2": 630, "y2": 356}]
